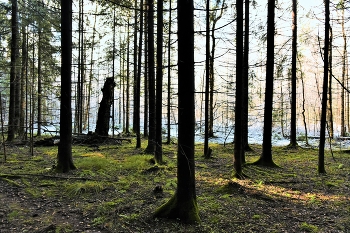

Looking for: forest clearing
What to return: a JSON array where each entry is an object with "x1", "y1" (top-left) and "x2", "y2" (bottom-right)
[{"x1": 0, "y1": 139, "x2": 349, "y2": 233}]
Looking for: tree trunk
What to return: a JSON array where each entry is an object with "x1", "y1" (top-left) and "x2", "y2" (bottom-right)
[
  {"x1": 95, "y1": 78, "x2": 116, "y2": 136},
  {"x1": 242, "y1": 0, "x2": 251, "y2": 155},
  {"x1": 125, "y1": 20, "x2": 130, "y2": 134},
  {"x1": 145, "y1": 0, "x2": 156, "y2": 154},
  {"x1": 253, "y1": 0, "x2": 277, "y2": 167},
  {"x1": 290, "y1": 0, "x2": 297, "y2": 147},
  {"x1": 136, "y1": 0, "x2": 144, "y2": 148},
  {"x1": 327, "y1": 26, "x2": 333, "y2": 139},
  {"x1": 233, "y1": 0, "x2": 244, "y2": 178},
  {"x1": 166, "y1": 0, "x2": 172, "y2": 145},
  {"x1": 57, "y1": 0, "x2": 76, "y2": 173},
  {"x1": 341, "y1": 4, "x2": 346, "y2": 137},
  {"x1": 86, "y1": 4, "x2": 98, "y2": 132},
  {"x1": 300, "y1": 59, "x2": 309, "y2": 145},
  {"x1": 318, "y1": 0, "x2": 329, "y2": 174},
  {"x1": 155, "y1": 0, "x2": 163, "y2": 163},
  {"x1": 37, "y1": 27, "x2": 42, "y2": 136},
  {"x1": 20, "y1": 23, "x2": 27, "y2": 139},
  {"x1": 8, "y1": 0, "x2": 19, "y2": 141},
  {"x1": 204, "y1": 0, "x2": 210, "y2": 158},
  {"x1": 154, "y1": 0, "x2": 200, "y2": 222},
  {"x1": 144, "y1": 3, "x2": 149, "y2": 138},
  {"x1": 132, "y1": 0, "x2": 138, "y2": 134}
]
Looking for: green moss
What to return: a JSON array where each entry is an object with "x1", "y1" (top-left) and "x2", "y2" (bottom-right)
[
  {"x1": 154, "y1": 194, "x2": 200, "y2": 223},
  {"x1": 300, "y1": 222, "x2": 319, "y2": 232}
]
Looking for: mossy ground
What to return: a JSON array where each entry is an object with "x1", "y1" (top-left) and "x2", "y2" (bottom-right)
[{"x1": 0, "y1": 139, "x2": 349, "y2": 232}]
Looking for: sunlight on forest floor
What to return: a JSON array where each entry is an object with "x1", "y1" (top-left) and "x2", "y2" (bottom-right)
[{"x1": 0, "y1": 138, "x2": 349, "y2": 232}]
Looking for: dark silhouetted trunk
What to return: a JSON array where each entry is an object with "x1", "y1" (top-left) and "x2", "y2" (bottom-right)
[
  {"x1": 318, "y1": 0, "x2": 330, "y2": 174},
  {"x1": 57, "y1": 0, "x2": 76, "y2": 173},
  {"x1": 204, "y1": 0, "x2": 210, "y2": 158},
  {"x1": 253, "y1": 0, "x2": 277, "y2": 167},
  {"x1": 319, "y1": 0, "x2": 329, "y2": 174},
  {"x1": 341, "y1": 4, "x2": 346, "y2": 137},
  {"x1": 136, "y1": 0, "x2": 144, "y2": 148},
  {"x1": 242, "y1": 0, "x2": 251, "y2": 156},
  {"x1": 290, "y1": 0, "x2": 297, "y2": 147},
  {"x1": 154, "y1": 0, "x2": 200, "y2": 222},
  {"x1": 155, "y1": 0, "x2": 163, "y2": 163},
  {"x1": 8, "y1": 0, "x2": 19, "y2": 141},
  {"x1": 145, "y1": 0, "x2": 156, "y2": 153},
  {"x1": 95, "y1": 78, "x2": 116, "y2": 136},
  {"x1": 234, "y1": 0, "x2": 244, "y2": 178}
]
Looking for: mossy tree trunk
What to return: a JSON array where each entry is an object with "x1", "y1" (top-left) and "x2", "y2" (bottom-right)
[{"x1": 154, "y1": 0, "x2": 199, "y2": 223}]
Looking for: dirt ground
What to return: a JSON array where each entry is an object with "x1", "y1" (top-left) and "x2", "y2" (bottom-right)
[{"x1": 0, "y1": 142, "x2": 349, "y2": 233}]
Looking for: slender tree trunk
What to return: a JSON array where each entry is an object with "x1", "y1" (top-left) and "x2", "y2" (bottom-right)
[
  {"x1": 125, "y1": 20, "x2": 130, "y2": 134},
  {"x1": 20, "y1": 24, "x2": 27, "y2": 139},
  {"x1": 133, "y1": 0, "x2": 138, "y2": 133},
  {"x1": 166, "y1": 0, "x2": 172, "y2": 144},
  {"x1": 154, "y1": 0, "x2": 200, "y2": 222},
  {"x1": 155, "y1": 0, "x2": 163, "y2": 163},
  {"x1": 290, "y1": 0, "x2": 297, "y2": 147},
  {"x1": 204, "y1": 0, "x2": 210, "y2": 158},
  {"x1": 253, "y1": 0, "x2": 277, "y2": 167},
  {"x1": 234, "y1": 0, "x2": 244, "y2": 178},
  {"x1": 143, "y1": 11, "x2": 149, "y2": 138},
  {"x1": 299, "y1": 59, "x2": 309, "y2": 145},
  {"x1": 8, "y1": 0, "x2": 19, "y2": 141},
  {"x1": 318, "y1": 0, "x2": 329, "y2": 174},
  {"x1": 136, "y1": 0, "x2": 144, "y2": 148},
  {"x1": 57, "y1": 0, "x2": 76, "y2": 173},
  {"x1": 37, "y1": 28, "x2": 42, "y2": 136},
  {"x1": 145, "y1": 0, "x2": 156, "y2": 153},
  {"x1": 87, "y1": 4, "x2": 98, "y2": 132},
  {"x1": 341, "y1": 4, "x2": 346, "y2": 137},
  {"x1": 112, "y1": 7, "x2": 116, "y2": 137},
  {"x1": 242, "y1": 0, "x2": 251, "y2": 155},
  {"x1": 327, "y1": 26, "x2": 333, "y2": 139},
  {"x1": 144, "y1": 3, "x2": 149, "y2": 138}
]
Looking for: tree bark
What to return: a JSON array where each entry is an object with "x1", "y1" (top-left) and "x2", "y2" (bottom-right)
[
  {"x1": 318, "y1": 0, "x2": 329, "y2": 174},
  {"x1": 290, "y1": 0, "x2": 298, "y2": 147},
  {"x1": 233, "y1": 0, "x2": 244, "y2": 178},
  {"x1": 341, "y1": 4, "x2": 346, "y2": 137},
  {"x1": 95, "y1": 78, "x2": 116, "y2": 136},
  {"x1": 8, "y1": 0, "x2": 19, "y2": 141},
  {"x1": 242, "y1": 0, "x2": 251, "y2": 155},
  {"x1": 327, "y1": 26, "x2": 333, "y2": 139},
  {"x1": 136, "y1": 0, "x2": 144, "y2": 148},
  {"x1": 253, "y1": 0, "x2": 277, "y2": 167},
  {"x1": 154, "y1": 0, "x2": 200, "y2": 222},
  {"x1": 57, "y1": 0, "x2": 76, "y2": 173},
  {"x1": 204, "y1": 0, "x2": 210, "y2": 158},
  {"x1": 155, "y1": 0, "x2": 163, "y2": 163},
  {"x1": 145, "y1": 0, "x2": 156, "y2": 154}
]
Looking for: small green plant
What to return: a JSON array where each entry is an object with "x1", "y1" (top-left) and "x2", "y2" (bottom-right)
[
  {"x1": 300, "y1": 222, "x2": 319, "y2": 232},
  {"x1": 92, "y1": 216, "x2": 106, "y2": 226},
  {"x1": 8, "y1": 210, "x2": 19, "y2": 220},
  {"x1": 252, "y1": 214, "x2": 261, "y2": 220},
  {"x1": 65, "y1": 181, "x2": 105, "y2": 196}
]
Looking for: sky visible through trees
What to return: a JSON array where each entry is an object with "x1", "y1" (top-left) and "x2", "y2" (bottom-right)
[{"x1": 0, "y1": 0, "x2": 349, "y2": 147}]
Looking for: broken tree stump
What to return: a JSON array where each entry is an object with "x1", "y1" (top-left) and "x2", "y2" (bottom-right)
[{"x1": 95, "y1": 77, "x2": 116, "y2": 136}]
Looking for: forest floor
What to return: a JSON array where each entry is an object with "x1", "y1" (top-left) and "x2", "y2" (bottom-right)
[{"x1": 0, "y1": 138, "x2": 349, "y2": 233}]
